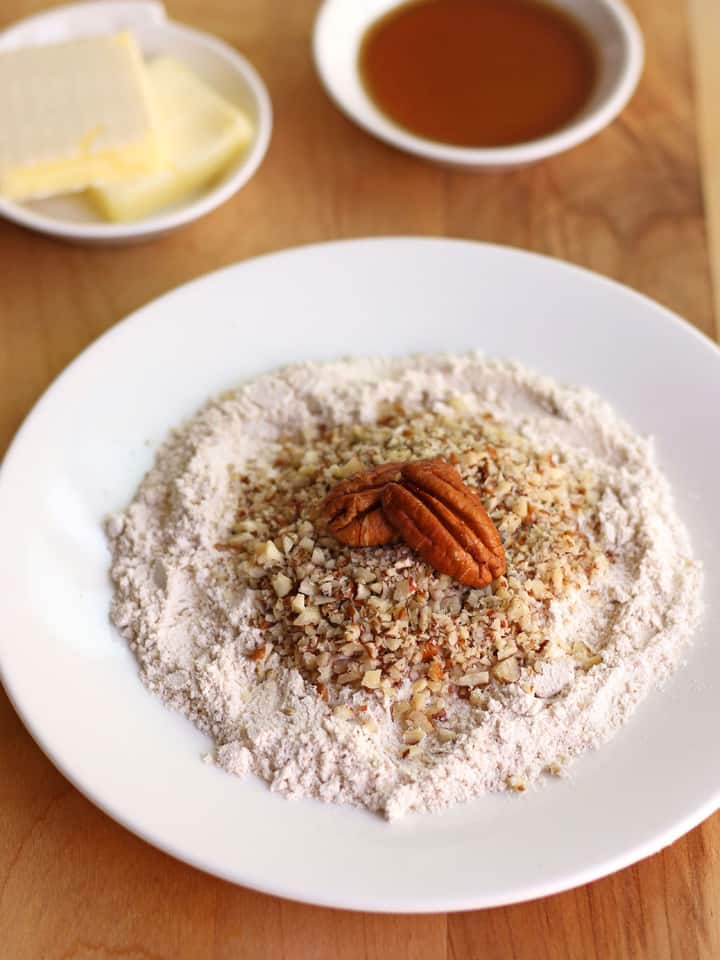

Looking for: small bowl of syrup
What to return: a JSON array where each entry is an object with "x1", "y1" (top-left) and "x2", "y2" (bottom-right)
[{"x1": 313, "y1": 0, "x2": 643, "y2": 168}]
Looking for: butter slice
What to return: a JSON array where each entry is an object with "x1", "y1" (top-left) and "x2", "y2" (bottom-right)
[
  {"x1": 89, "y1": 58, "x2": 253, "y2": 222},
  {"x1": 0, "y1": 33, "x2": 161, "y2": 200}
]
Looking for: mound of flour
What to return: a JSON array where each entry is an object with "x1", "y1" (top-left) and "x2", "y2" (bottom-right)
[{"x1": 106, "y1": 354, "x2": 702, "y2": 818}]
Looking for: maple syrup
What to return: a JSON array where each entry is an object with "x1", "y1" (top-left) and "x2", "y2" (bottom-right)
[{"x1": 359, "y1": 0, "x2": 597, "y2": 148}]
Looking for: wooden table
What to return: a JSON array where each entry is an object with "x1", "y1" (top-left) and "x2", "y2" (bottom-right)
[{"x1": 2, "y1": 0, "x2": 719, "y2": 956}]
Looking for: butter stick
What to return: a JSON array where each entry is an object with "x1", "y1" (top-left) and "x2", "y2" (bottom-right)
[
  {"x1": 89, "y1": 57, "x2": 253, "y2": 222},
  {"x1": 0, "y1": 32, "x2": 161, "y2": 200}
]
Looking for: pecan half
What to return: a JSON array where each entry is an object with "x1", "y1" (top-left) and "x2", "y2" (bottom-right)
[
  {"x1": 383, "y1": 463, "x2": 505, "y2": 587},
  {"x1": 319, "y1": 462, "x2": 403, "y2": 546},
  {"x1": 320, "y1": 458, "x2": 506, "y2": 586}
]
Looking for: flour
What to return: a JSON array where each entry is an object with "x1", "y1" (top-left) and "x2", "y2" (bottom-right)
[{"x1": 106, "y1": 354, "x2": 702, "y2": 819}]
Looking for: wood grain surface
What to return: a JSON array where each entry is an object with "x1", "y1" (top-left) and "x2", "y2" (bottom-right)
[{"x1": 1, "y1": 0, "x2": 718, "y2": 957}]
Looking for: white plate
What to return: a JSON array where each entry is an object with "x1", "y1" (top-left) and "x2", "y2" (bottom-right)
[
  {"x1": 0, "y1": 2, "x2": 272, "y2": 244},
  {"x1": 1, "y1": 238, "x2": 719, "y2": 912}
]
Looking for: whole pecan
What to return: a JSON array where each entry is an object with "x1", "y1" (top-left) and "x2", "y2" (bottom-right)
[{"x1": 319, "y1": 458, "x2": 506, "y2": 586}]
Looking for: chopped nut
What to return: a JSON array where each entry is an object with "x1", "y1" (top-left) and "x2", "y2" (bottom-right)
[
  {"x1": 271, "y1": 573, "x2": 293, "y2": 598},
  {"x1": 527, "y1": 578, "x2": 547, "y2": 600},
  {"x1": 340, "y1": 640, "x2": 364, "y2": 656},
  {"x1": 409, "y1": 710, "x2": 433, "y2": 733},
  {"x1": 420, "y1": 640, "x2": 440, "y2": 661},
  {"x1": 362, "y1": 715, "x2": 379, "y2": 734},
  {"x1": 436, "y1": 728, "x2": 457, "y2": 743},
  {"x1": 403, "y1": 728, "x2": 425, "y2": 745},
  {"x1": 456, "y1": 670, "x2": 490, "y2": 687},
  {"x1": 294, "y1": 606, "x2": 321, "y2": 626},
  {"x1": 255, "y1": 540, "x2": 283, "y2": 565},
  {"x1": 495, "y1": 639, "x2": 517, "y2": 661},
  {"x1": 491, "y1": 656, "x2": 520, "y2": 684},
  {"x1": 411, "y1": 688, "x2": 430, "y2": 710},
  {"x1": 572, "y1": 642, "x2": 602, "y2": 670},
  {"x1": 506, "y1": 774, "x2": 528, "y2": 792},
  {"x1": 394, "y1": 578, "x2": 414, "y2": 602},
  {"x1": 361, "y1": 669, "x2": 382, "y2": 689},
  {"x1": 392, "y1": 701, "x2": 412, "y2": 721},
  {"x1": 507, "y1": 597, "x2": 528, "y2": 623},
  {"x1": 427, "y1": 661, "x2": 445, "y2": 681},
  {"x1": 542, "y1": 639, "x2": 568, "y2": 660},
  {"x1": 336, "y1": 455, "x2": 365, "y2": 478},
  {"x1": 337, "y1": 669, "x2": 360, "y2": 685}
]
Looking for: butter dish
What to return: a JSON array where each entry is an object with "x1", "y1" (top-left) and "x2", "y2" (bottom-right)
[{"x1": 0, "y1": 1, "x2": 272, "y2": 244}]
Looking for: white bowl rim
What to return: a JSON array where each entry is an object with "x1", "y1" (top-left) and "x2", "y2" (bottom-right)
[
  {"x1": 0, "y1": 1, "x2": 273, "y2": 241},
  {"x1": 312, "y1": 0, "x2": 644, "y2": 166}
]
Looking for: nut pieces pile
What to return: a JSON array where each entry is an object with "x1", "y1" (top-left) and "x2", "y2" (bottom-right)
[{"x1": 216, "y1": 403, "x2": 609, "y2": 749}]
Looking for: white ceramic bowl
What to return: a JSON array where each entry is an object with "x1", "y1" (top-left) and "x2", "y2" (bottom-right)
[
  {"x1": 313, "y1": 0, "x2": 643, "y2": 169},
  {"x1": 0, "y1": 1, "x2": 272, "y2": 244}
]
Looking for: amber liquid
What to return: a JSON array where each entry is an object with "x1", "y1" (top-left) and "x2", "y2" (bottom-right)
[{"x1": 359, "y1": 0, "x2": 597, "y2": 148}]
